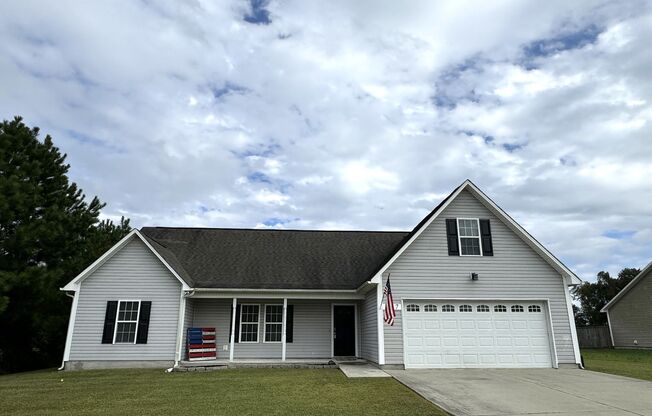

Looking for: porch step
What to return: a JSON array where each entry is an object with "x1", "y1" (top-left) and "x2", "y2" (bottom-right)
[
  {"x1": 333, "y1": 357, "x2": 368, "y2": 365},
  {"x1": 174, "y1": 359, "x2": 337, "y2": 372}
]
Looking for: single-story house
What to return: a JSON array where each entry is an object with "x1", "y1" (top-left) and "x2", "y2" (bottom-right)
[
  {"x1": 601, "y1": 261, "x2": 652, "y2": 348},
  {"x1": 60, "y1": 180, "x2": 582, "y2": 370}
]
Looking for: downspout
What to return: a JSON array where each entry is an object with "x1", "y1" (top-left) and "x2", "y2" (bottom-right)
[
  {"x1": 58, "y1": 291, "x2": 78, "y2": 371},
  {"x1": 171, "y1": 289, "x2": 194, "y2": 371}
]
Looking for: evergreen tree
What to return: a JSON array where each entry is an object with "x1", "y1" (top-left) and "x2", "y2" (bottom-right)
[{"x1": 0, "y1": 117, "x2": 131, "y2": 372}]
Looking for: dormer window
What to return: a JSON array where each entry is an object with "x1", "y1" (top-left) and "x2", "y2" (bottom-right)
[{"x1": 458, "y1": 219, "x2": 482, "y2": 256}]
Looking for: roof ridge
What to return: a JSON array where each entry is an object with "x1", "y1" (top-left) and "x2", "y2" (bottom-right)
[{"x1": 140, "y1": 226, "x2": 409, "y2": 233}]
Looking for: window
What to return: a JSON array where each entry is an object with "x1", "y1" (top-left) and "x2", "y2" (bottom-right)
[
  {"x1": 114, "y1": 301, "x2": 140, "y2": 344},
  {"x1": 494, "y1": 305, "x2": 507, "y2": 312},
  {"x1": 511, "y1": 305, "x2": 524, "y2": 313},
  {"x1": 264, "y1": 305, "x2": 283, "y2": 343},
  {"x1": 477, "y1": 305, "x2": 490, "y2": 312},
  {"x1": 406, "y1": 304, "x2": 420, "y2": 312},
  {"x1": 239, "y1": 304, "x2": 260, "y2": 343},
  {"x1": 457, "y1": 219, "x2": 482, "y2": 256},
  {"x1": 460, "y1": 304, "x2": 472, "y2": 312},
  {"x1": 442, "y1": 304, "x2": 455, "y2": 312},
  {"x1": 424, "y1": 304, "x2": 437, "y2": 312},
  {"x1": 528, "y1": 305, "x2": 542, "y2": 313}
]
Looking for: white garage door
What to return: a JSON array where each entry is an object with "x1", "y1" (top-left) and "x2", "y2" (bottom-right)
[{"x1": 403, "y1": 300, "x2": 553, "y2": 369}]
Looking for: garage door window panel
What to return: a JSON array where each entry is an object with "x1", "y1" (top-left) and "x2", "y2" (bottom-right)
[
  {"x1": 494, "y1": 305, "x2": 507, "y2": 312},
  {"x1": 424, "y1": 304, "x2": 437, "y2": 312},
  {"x1": 511, "y1": 305, "x2": 524, "y2": 313},
  {"x1": 442, "y1": 305, "x2": 455, "y2": 312},
  {"x1": 406, "y1": 304, "x2": 420, "y2": 312}
]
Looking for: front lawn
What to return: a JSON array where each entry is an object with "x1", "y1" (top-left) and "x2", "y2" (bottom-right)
[
  {"x1": 0, "y1": 367, "x2": 445, "y2": 415},
  {"x1": 581, "y1": 348, "x2": 652, "y2": 381}
]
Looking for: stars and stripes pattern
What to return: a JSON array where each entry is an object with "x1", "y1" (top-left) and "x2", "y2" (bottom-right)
[{"x1": 383, "y1": 276, "x2": 395, "y2": 326}]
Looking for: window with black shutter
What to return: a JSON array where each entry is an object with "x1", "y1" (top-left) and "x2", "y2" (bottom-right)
[{"x1": 102, "y1": 300, "x2": 150, "y2": 344}]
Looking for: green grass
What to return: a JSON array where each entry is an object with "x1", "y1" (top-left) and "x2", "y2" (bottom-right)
[
  {"x1": 0, "y1": 368, "x2": 446, "y2": 415},
  {"x1": 581, "y1": 348, "x2": 652, "y2": 381}
]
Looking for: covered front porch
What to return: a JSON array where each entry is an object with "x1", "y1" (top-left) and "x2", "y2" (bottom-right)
[{"x1": 176, "y1": 287, "x2": 378, "y2": 365}]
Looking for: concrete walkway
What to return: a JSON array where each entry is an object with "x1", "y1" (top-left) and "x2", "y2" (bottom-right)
[
  {"x1": 387, "y1": 368, "x2": 652, "y2": 416},
  {"x1": 339, "y1": 364, "x2": 390, "y2": 378}
]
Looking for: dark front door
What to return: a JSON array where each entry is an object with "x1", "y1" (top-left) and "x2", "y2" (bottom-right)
[{"x1": 333, "y1": 305, "x2": 355, "y2": 356}]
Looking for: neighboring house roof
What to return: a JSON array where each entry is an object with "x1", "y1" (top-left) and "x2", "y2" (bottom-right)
[
  {"x1": 139, "y1": 227, "x2": 408, "y2": 290},
  {"x1": 369, "y1": 179, "x2": 582, "y2": 285},
  {"x1": 601, "y1": 261, "x2": 652, "y2": 312}
]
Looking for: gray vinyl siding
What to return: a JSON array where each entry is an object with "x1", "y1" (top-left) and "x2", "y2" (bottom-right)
[
  {"x1": 191, "y1": 299, "x2": 333, "y2": 359},
  {"x1": 69, "y1": 238, "x2": 182, "y2": 361},
  {"x1": 360, "y1": 288, "x2": 378, "y2": 363},
  {"x1": 384, "y1": 189, "x2": 576, "y2": 365},
  {"x1": 609, "y1": 269, "x2": 652, "y2": 348}
]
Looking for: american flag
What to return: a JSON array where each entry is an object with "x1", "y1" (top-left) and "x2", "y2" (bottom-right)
[{"x1": 383, "y1": 276, "x2": 395, "y2": 326}]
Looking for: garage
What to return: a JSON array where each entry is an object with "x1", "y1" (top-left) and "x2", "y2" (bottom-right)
[{"x1": 403, "y1": 300, "x2": 554, "y2": 369}]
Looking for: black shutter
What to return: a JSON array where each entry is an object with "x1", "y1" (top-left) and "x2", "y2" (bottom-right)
[
  {"x1": 136, "y1": 301, "x2": 152, "y2": 344},
  {"x1": 480, "y1": 219, "x2": 493, "y2": 256},
  {"x1": 228, "y1": 304, "x2": 241, "y2": 343},
  {"x1": 286, "y1": 305, "x2": 294, "y2": 343},
  {"x1": 480, "y1": 220, "x2": 494, "y2": 256},
  {"x1": 101, "y1": 301, "x2": 118, "y2": 344},
  {"x1": 445, "y1": 219, "x2": 459, "y2": 256}
]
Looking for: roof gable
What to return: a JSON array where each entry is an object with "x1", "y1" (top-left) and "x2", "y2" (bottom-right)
[
  {"x1": 601, "y1": 261, "x2": 652, "y2": 312},
  {"x1": 62, "y1": 230, "x2": 191, "y2": 291},
  {"x1": 370, "y1": 180, "x2": 581, "y2": 285}
]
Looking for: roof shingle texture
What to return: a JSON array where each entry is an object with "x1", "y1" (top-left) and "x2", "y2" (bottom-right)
[{"x1": 140, "y1": 227, "x2": 409, "y2": 290}]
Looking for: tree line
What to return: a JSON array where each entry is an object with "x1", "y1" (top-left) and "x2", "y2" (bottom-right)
[
  {"x1": 572, "y1": 267, "x2": 640, "y2": 327},
  {"x1": 0, "y1": 117, "x2": 130, "y2": 373}
]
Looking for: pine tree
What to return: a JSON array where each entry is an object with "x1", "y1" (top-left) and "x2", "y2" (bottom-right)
[{"x1": 0, "y1": 116, "x2": 131, "y2": 372}]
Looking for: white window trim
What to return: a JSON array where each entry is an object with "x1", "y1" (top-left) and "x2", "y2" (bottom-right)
[
  {"x1": 457, "y1": 217, "x2": 483, "y2": 256},
  {"x1": 112, "y1": 300, "x2": 141, "y2": 344},
  {"x1": 238, "y1": 303, "x2": 260, "y2": 343},
  {"x1": 263, "y1": 304, "x2": 283, "y2": 344}
]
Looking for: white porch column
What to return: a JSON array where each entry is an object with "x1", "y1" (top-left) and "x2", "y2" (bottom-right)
[
  {"x1": 229, "y1": 298, "x2": 237, "y2": 362},
  {"x1": 281, "y1": 298, "x2": 288, "y2": 361},
  {"x1": 377, "y1": 281, "x2": 385, "y2": 365}
]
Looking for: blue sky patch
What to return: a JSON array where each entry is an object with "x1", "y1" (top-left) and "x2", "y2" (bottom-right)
[
  {"x1": 263, "y1": 217, "x2": 296, "y2": 226},
  {"x1": 247, "y1": 171, "x2": 273, "y2": 184},
  {"x1": 244, "y1": 0, "x2": 271, "y2": 25},
  {"x1": 502, "y1": 142, "x2": 525, "y2": 152},
  {"x1": 212, "y1": 82, "x2": 249, "y2": 99},
  {"x1": 432, "y1": 56, "x2": 486, "y2": 109},
  {"x1": 603, "y1": 229, "x2": 636, "y2": 239},
  {"x1": 522, "y1": 24, "x2": 602, "y2": 68}
]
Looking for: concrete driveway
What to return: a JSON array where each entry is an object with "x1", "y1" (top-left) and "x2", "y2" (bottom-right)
[{"x1": 387, "y1": 368, "x2": 652, "y2": 416}]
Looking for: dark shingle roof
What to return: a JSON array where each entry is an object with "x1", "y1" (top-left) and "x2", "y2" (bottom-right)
[{"x1": 140, "y1": 227, "x2": 409, "y2": 290}]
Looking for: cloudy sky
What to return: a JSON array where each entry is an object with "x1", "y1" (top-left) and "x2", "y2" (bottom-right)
[{"x1": 1, "y1": 1, "x2": 651, "y2": 281}]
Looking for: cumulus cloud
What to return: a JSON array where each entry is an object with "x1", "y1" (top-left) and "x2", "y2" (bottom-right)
[{"x1": 0, "y1": 0, "x2": 651, "y2": 280}]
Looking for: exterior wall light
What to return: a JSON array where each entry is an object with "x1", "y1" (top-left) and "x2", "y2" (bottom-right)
[{"x1": 471, "y1": 273, "x2": 479, "y2": 281}]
